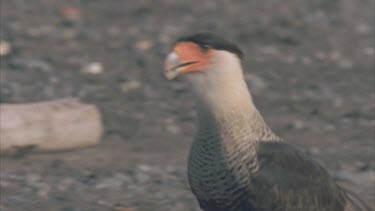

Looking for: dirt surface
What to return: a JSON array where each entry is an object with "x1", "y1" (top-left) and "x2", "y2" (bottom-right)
[{"x1": 1, "y1": 0, "x2": 374, "y2": 210}]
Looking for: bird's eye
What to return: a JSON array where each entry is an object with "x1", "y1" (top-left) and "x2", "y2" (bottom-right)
[{"x1": 201, "y1": 44, "x2": 211, "y2": 51}]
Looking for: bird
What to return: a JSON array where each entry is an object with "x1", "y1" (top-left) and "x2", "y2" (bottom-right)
[{"x1": 164, "y1": 32, "x2": 371, "y2": 211}]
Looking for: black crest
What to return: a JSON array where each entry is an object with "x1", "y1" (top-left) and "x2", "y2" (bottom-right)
[{"x1": 177, "y1": 32, "x2": 243, "y2": 59}]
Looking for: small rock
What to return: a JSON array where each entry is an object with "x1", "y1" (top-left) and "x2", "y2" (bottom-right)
[
  {"x1": 314, "y1": 51, "x2": 326, "y2": 60},
  {"x1": 323, "y1": 123, "x2": 335, "y2": 131},
  {"x1": 292, "y1": 120, "x2": 305, "y2": 130},
  {"x1": 26, "y1": 26, "x2": 54, "y2": 37},
  {"x1": 164, "y1": 117, "x2": 175, "y2": 124},
  {"x1": 329, "y1": 51, "x2": 341, "y2": 61},
  {"x1": 165, "y1": 124, "x2": 181, "y2": 134},
  {"x1": 164, "y1": 118, "x2": 182, "y2": 134},
  {"x1": 309, "y1": 147, "x2": 321, "y2": 155},
  {"x1": 37, "y1": 184, "x2": 50, "y2": 198},
  {"x1": 137, "y1": 164, "x2": 152, "y2": 172},
  {"x1": 333, "y1": 98, "x2": 343, "y2": 108},
  {"x1": 338, "y1": 59, "x2": 353, "y2": 69},
  {"x1": 135, "y1": 171, "x2": 150, "y2": 184},
  {"x1": 60, "y1": 5, "x2": 81, "y2": 23},
  {"x1": 363, "y1": 47, "x2": 374, "y2": 56},
  {"x1": 355, "y1": 22, "x2": 371, "y2": 34},
  {"x1": 96, "y1": 200, "x2": 111, "y2": 206},
  {"x1": 135, "y1": 40, "x2": 154, "y2": 50},
  {"x1": 0, "y1": 40, "x2": 11, "y2": 56},
  {"x1": 81, "y1": 62, "x2": 103, "y2": 74},
  {"x1": 95, "y1": 173, "x2": 130, "y2": 190},
  {"x1": 120, "y1": 81, "x2": 141, "y2": 92},
  {"x1": 259, "y1": 46, "x2": 279, "y2": 55}
]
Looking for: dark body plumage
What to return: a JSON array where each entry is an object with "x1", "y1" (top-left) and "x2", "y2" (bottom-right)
[
  {"x1": 190, "y1": 141, "x2": 347, "y2": 211},
  {"x1": 188, "y1": 124, "x2": 369, "y2": 211}
]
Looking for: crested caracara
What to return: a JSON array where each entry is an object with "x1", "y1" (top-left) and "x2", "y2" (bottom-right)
[{"x1": 164, "y1": 33, "x2": 371, "y2": 211}]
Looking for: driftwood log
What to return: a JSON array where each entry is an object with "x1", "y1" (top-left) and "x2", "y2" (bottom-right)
[{"x1": 0, "y1": 98, "x2": 103, "y2": 155}]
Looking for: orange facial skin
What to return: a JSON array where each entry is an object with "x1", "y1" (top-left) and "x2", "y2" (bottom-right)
[{"x1": 173, "y1": 42, "x2": 212, "y2": 74}]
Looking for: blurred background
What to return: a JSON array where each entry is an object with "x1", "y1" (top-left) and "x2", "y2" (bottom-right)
[{"x1": 1, "y1": 0, "x2": 374, "y2": 210}]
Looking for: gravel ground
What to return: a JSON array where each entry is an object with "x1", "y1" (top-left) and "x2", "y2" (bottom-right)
[{"x1": 1, "y1": 0, "x2": 374, "y2": 210}]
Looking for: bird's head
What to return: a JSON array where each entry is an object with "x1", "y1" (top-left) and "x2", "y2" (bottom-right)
[{"x1": 164, "y1": 33, "x2": 243, "y2": 80}]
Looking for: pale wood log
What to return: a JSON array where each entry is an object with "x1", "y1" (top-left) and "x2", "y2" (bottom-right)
[{"x1": 0, "y1": 98, "x2": 103, "y2": 154}]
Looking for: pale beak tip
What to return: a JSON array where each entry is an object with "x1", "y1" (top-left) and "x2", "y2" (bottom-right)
[
  {"x1": 164, "y1": 52, "x2": 181, "y2": 80},
  {"x1": 164, "y1": 69, "x2": 179, "y2": 80}
]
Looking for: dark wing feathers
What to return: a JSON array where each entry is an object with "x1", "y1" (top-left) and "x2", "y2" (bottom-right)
[
  {"x1": 196, "y1": 141, "x2": 371, "y2": 211},
  {"x1": 246, "y1": 141, "x2": 347, "y2": 211}
]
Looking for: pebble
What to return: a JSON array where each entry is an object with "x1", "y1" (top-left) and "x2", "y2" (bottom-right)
[
  {"x1": 60, "y1": 5, "x2": 81, "y2": 23},
  {"x1": 120, "y1": 80, "x2": 142, "y2": 92},
  {"x1": 323, "y1": 123, "x2": 335, "y2": 131},
  {"x1": 95, "y1": 173, "x2": 130, "y2": 190},
  {"x1": 314, "y1": 51, "x2": 326, "y2": 60},
  {"x1": 309, "y1": 147, "x2": 321, "y2": 155},
  {"x1": 329, "y1": 51, "x2": 341, "y2": 61},
  {"x1": 134, "y1": 171, "x2": 150, "y2": 184},
  {"x1": 137, "y1": 164, "x2": 153, "y2": 172},
  {"x1": 81, "y1": 62, "x2": 103, "y2": 74},
  {"x1": 164, "y1": 118, "x2": 182, "y2": 134},
  {"x1": 259, "y1": 46, "x2": 279, "y2": 55},
  {"x1": 332, "y1": 98, "x2": 343, "y2": 108},
  {"x1": 0, "y1": 40, "x2": 11, "y2": 56},
  {"x1": 292, "y1": 120, "x2": 305, "y2": 130},
  {"x1": 338, "y1": 59, "x2": 353, "y2": 69},
  {"x1": 165, "y1": 124, "x2": 182, "y2": 135},
  {"x1": 135, "y1": 40, "x2": 154, "y2": 51},
  {"x1": 26, "y1": 26, "x2": 54, "y2": 37},
  {"x1": 363, "y1": 47, "x2": 374, "y2": 56},
  {"x1": 355, "y1": 22, "x2": 371, "y2": 34}
]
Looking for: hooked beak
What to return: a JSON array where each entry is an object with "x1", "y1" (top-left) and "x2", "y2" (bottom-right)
[{"x1": 164, "y1": 52, "x2": 198, "y2": 80}]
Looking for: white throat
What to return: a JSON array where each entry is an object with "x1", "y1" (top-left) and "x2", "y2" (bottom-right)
[
  {"x1": 183, "y1": 51, "x2": 281, "y2": 142},
  {"x1": 184, "y1": 51, "x2": 253, "y2": 117}
]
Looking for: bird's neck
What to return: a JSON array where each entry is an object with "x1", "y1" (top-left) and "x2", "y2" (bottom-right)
[{"x1": 188, "y1": 61, "x2": 281, "y2": 144}]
